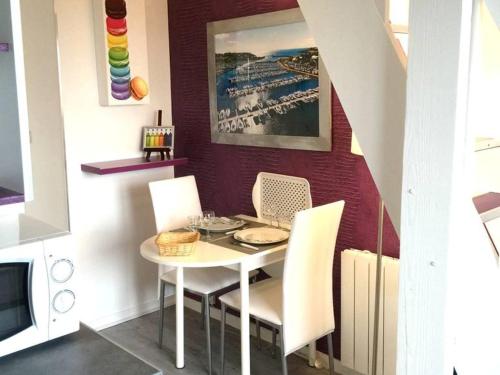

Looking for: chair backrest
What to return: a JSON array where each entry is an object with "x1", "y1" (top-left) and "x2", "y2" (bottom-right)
[
  {"x1": 252, "y1": 172, "x2": 313, "y2": 277},
  {"x1": 148, "y1": 175, "x2": 203, "y2": 233},
  {"x1": 252, "y1": 172, "x2": 312, "y2": 225},
  {"x1": 282, "y1": 200, "x2": 345, "y2": 356}
]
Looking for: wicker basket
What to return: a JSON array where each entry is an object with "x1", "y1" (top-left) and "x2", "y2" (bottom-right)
[{"x1": 155, "y1": 231, "x2": 200, "y2": 256}]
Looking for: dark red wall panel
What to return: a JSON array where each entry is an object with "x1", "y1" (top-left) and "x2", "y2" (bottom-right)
[{"x1": 168, "y1": 0, "x2": 400, "y2": 358}]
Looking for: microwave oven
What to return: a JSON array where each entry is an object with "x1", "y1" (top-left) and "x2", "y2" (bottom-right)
[{"x1": 0, "y1": 235, "x2": 78, "y2": 357}]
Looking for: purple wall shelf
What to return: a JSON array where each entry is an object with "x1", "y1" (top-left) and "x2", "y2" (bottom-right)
[
  {"x1": 81, "y1": 157, "x2": 188, "y2": 175},
  {"x1": 0, "y1": 186, "x2": 24, "y2": 206},
  {"x1": 473, "y1": 192, "x2": 500, "y2": 214},
  {"x1": 0, "y1": 43, "x2": 9, "y2": 52}
]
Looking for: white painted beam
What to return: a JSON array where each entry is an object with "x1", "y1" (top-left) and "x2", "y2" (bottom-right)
[
  {"x1": 397, "y1": 0, "x2": 475, "y2": 374},
  {"x1": 485, "y1": 0, "x2": 500, "y2": 27},
  {"x1": 298, "y1": 0, "x2": 406, "y2": 232}
]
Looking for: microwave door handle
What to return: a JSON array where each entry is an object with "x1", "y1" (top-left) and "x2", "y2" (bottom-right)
[{"x1": 28, "y1": 261, "x2": 37, "y2": 327}]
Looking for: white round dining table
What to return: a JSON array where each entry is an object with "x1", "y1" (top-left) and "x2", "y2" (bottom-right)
[
  {"x1": 141, "y1": 237, "x2": 246, "y2": 368},
  {"x1": 140, "y1": 215, "x2": 310, "y2": 375}
]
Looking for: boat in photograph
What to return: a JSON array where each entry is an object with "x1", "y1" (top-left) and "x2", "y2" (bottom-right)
[{"x1": 215, "y1": 44, "x2": 320, "y2": 137}]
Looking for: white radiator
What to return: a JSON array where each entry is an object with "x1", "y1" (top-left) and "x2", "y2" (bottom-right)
[{"x1": 341, "y1": 249, "x2": 399, "y2": 375}]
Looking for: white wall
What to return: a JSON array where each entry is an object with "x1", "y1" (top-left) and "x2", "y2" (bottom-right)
[
  {"x1": 471, "y1": 3, "x2": 500, "y2": 194},
  {"x1": 469, "y1": 1, "x2": 500, "y2": 138},
  {"x1": 53, "y1": 0, "x2": 174, "y2": 328},
  {"x1": 374, "y1": 0, "x2": 388, "y2": 21},
  {"x1": 474, "y1": 146, "x2": 500, "y2": 196},
  {"x1": 456, "y1": 3, "x2": 500, "y2": 373},
  {"x1": 485, "y1": 0, "x2": 500, "y2": 27},
  {"x1": 389, "y1": 0, "x2": 409, "y2": 27},
  {"x1": 19, "y1": 0, "x2": 69, "y2": 229},
  {"x1": 0, "y1": 0, "x2": 24, "y2": 194}
]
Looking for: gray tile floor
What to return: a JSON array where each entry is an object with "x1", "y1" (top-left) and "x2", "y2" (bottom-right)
[
  {"x1": 0, "y1": 325, "x2": 160, "y2": 375},
  {"x1": 101, "y1": 306, "x2": 337, "y2": 375}
]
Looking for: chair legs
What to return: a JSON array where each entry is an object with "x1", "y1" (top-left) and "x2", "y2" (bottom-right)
[
  {"x1": 203, "y1": 295, "x2": 212, "y2": 375},
  {"x1": 201, "y1": 296, "x2": 206, "y2": 330},
  {"x1": 256, "y1": 319, "x2": 262, "y2": 350},
  {"x1": 220, "y1": 303, "x2": 227, "y2": 375},
  {"x1": 280, "y1": 327, "x2": 287, "y2": 375},
  {"x1": 327, "y1": 332, "x2": 335, "y2": 375},
  {"x1": 219, "y1": 312, "x2": 291, "y2": 375},
  {"x1": 158, "y1": 280, "x2": 166, "y2": 348},
  {"x1": 272, "y1": 327, "x2": 277, "y2": 358}
]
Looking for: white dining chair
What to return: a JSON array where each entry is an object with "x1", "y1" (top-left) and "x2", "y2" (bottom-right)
[
  {"x1": 219, "y1": 200, "x2": 345, "y2": 375},
  {"x1": 149, "y1": 175, "x2": 256, "y2": 375},
  {"x1": 252, "y1": 172, "x2": 312, "y2": 278},
  {"x1": 252, "y1": 172, "x2": 312, "y2": 353}
]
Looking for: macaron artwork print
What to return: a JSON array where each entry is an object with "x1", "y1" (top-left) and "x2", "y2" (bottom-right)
[{"x1": 93, "y1": 0, "x2": 150, "y2": 105}]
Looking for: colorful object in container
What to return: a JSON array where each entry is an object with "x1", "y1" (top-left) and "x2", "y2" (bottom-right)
[{"x1": 104, "y1": 0, "x2": 148, "y2": 102}]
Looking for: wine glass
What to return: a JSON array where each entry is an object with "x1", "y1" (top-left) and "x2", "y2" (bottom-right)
[
  {"x1": 187, "y1": 214, "x2": 201, "y2": 232},
  {"x1": 263, "y1": 203, "x2": 277, "y2": 226},
  {"x1": 202, "y1": 210, "x2": 215, "y2": 240}
]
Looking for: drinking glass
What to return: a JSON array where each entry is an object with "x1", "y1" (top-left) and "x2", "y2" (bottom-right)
[
  {"x1": 263, "y1": 203, "x2": 277, "y2": 226},
  {"x1": 276, "y1": 212, "x2": 289, "y2": 229},
  {"x1": 187, "y1": 214, "x2": 201, "y2": 232},
  {"x1": 202, "y1": 210, "x2": 215, "y2": 240}
]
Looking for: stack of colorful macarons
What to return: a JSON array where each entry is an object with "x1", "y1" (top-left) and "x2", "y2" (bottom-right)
[
  {"x1": 104, "y1": 0, "x2": 149, "y2": 101},
  {"x1": 106, "y1": 0, "x2": 131, "y2": 100}
]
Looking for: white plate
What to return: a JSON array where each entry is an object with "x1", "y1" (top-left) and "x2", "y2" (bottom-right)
[
  {"x1": 198, "y1": 218, "x2": 245, "y2": 232},
  {"x1": 234, "y1": 227, "x2": 289, "y2": 245}
]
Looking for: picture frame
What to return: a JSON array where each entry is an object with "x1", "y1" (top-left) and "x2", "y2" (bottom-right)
[
  {"x1": 207, "y1": 8, "x2": 331, "y2": 151},
  {"x1": 142, "y1": 126, "x2": 174, "y2": 149},
  {"x1": 142, "y1": 126, "x2": 174, "y2": 161},
  {"x1": 93, "y1": 0, "x2": 151, "y2": 106}
]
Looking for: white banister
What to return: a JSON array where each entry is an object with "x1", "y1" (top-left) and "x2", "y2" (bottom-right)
[{"x1": 298, "y1": 0, "x2": 406, "y2": 232}]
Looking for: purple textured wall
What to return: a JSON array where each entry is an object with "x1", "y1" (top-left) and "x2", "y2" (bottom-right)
[{"x1": 169, "y1": 0, "x2": 400, "y2": 358}]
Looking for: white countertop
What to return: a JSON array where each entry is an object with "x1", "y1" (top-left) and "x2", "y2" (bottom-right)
[{"x1": 0, "y1": 214, "x2": 68, "y2": 250}]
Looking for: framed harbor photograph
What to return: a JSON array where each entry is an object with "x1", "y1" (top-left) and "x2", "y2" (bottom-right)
[{"x1": 207, "y1": 8, "x2": 331, "y2": 151}]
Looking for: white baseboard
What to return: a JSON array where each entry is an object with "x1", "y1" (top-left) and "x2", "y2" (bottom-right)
[{"x1": 87, "y1": 295, "x2": 176, "y2": 331}]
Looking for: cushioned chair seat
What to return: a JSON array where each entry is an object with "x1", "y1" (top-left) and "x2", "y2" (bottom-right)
[
  {"x1": 219, "y1": 278, "x2": 283, "y2": 325},
  {"x1": 161, "y1": 268, "x2": 258, "y2": 295}
]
